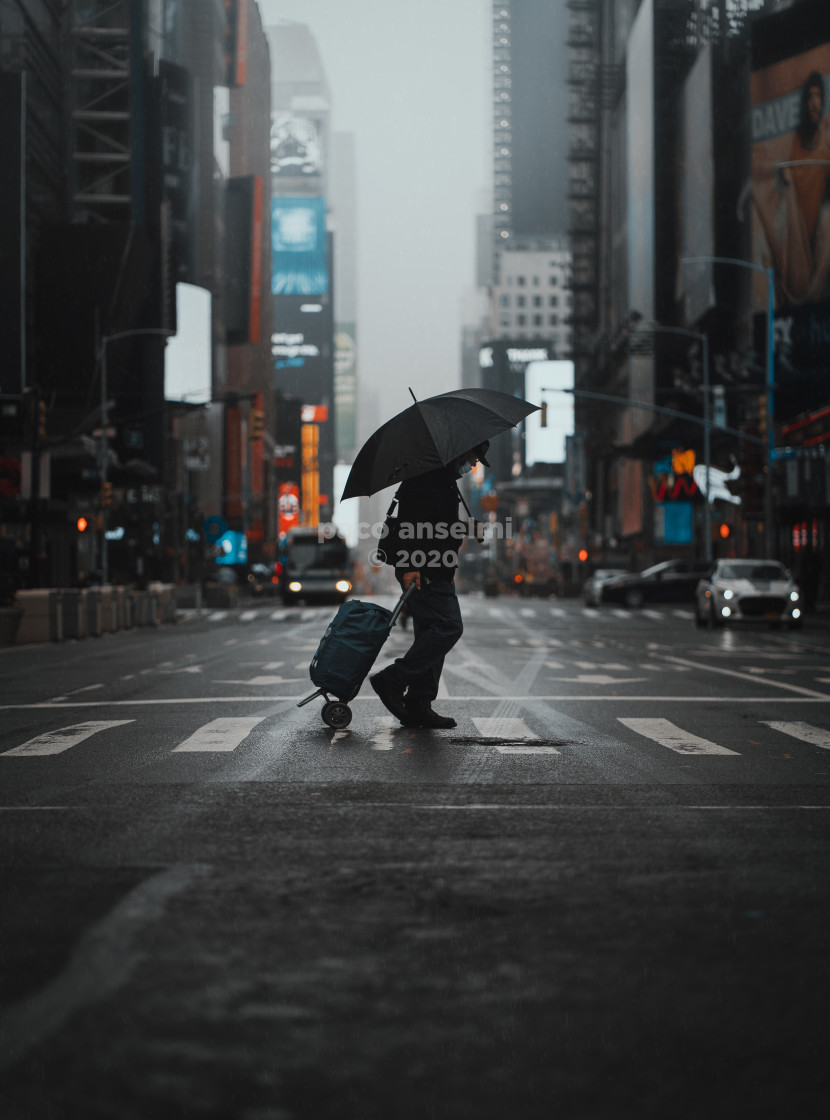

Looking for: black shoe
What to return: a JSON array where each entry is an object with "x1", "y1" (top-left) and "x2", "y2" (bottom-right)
[
  {"x1": 403, "y1": 700, "x2": 457, "y2": 729},
  {"x1": 370, "y1": 670, "x2": 409, "y2": 722}
]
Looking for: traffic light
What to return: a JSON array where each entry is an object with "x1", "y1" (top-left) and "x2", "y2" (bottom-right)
[
  {"x1": 719, "y1": 523, "x2": 730, "y2": 540},
  {"x1": 100, "y1": 481, "x2": 113, "y2": 507},
  {"x1": 540, "y1": 401, "x2": 547, "y2": 428},
  {"x1": 38, "y1": 400, "x2": 47, "y2": 440},
  {"x1": 76, "y1": 516, "x2": 88, "y2": 533},
  {"x1": 248, "y1": 409, "x2": 266, "y2": 440}
]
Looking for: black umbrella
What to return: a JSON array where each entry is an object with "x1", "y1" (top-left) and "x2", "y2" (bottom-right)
[{"x1": 341, "y1": 388, "x2": 539, "y2": 499}]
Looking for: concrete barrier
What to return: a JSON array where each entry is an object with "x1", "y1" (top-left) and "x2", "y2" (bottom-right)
[
  {"x1": 61, "y1": 589, "x2": 88, "y2": 640},
  {"x1": 14, "y1": 583, "x2": 177, "y2": 643},
  {"x1": 16, "y1": 590, "x2": 62, "y2": 644}
]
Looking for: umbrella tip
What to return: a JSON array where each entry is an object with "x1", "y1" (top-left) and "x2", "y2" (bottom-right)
[{"x1": 408, "y1": 387, "x2": 417, "y2": 402}]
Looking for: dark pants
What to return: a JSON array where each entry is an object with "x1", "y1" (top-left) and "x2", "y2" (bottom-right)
[{"x1": 386, "y1": 578, "x2": 463, "y2": 702}]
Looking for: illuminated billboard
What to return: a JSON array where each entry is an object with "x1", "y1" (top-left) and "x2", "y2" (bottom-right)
[
  {"x1": 751, "y1": 1, "x2": 830, "y2": 419},
  {"x1": 271, "y1": 197, "x2": 328, "y2": 295}
]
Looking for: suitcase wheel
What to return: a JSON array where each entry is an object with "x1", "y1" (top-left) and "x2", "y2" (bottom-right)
[{"x1": 322, "y1": 701, "x2": 352, "y2": 729}]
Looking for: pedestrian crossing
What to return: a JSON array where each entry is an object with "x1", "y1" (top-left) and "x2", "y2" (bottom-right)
[
  {"x1": 182, "y1": 602, "x2": 698, "y2": 626},
  {"x1": 3, "y1": 714, "x2": 830, "y2": 761}
]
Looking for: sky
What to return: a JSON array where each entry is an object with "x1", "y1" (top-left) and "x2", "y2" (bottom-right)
[{"x1": 260, "y1": 0, "x2": 490, "y2": 431}]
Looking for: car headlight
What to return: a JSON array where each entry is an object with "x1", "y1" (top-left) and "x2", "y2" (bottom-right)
[
  {"x1": 722, "y1": 589, "x2": 734, "y2": 600},
  {"x1": 790, "y1": 591, "x2": 799, "y2": 602},
  {"x1": 335, "y1": 580, "x2": 351, "y2": 593},
  {"x1": 288, "y1": 581, "x2": 302, "y2": 592}
]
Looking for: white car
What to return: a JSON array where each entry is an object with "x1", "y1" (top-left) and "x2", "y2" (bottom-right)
[
  {"x1": 582, "y1": 568, "x2": 628, "y2": 606},
  {"x1": 695, "y1": 559, "x2": 802, "y2": 629}
]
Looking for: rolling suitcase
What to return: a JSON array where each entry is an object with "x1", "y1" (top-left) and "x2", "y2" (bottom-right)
[{"x1": 297, "y1": 584, "x2": 415, "y2": 729}]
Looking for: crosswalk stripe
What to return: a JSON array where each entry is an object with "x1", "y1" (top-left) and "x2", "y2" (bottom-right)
[
  {"x1": 239, "y1": 610, "x2": 260, "y2": 622},
  {"x1": 171, "y1": 716, "x2": 266, "y2": 753},
  {"x1": 761, "y1": 721, "x2": 830, "y2": 750},
  {"x1": 643, "y1": 610, "x2": 662, "y2": 620},
  {"x1": 520, "y1": 608, "x2": 537, "y2": 617},
  {"x1": 2, "y1": 720, "x2": 135, "y2": 757},
  {"x1": 617, "y1": 717, "x2": 739, "y2": 755},
  {"x1": 472, "y1": 717, "x2": 539, "y2": 740}
]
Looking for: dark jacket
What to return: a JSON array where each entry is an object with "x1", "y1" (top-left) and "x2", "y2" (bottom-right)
[{"x1": 394, "y1": 466, "x2": 465, "y2": 581}]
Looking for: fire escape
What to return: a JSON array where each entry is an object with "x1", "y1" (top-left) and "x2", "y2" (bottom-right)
[{"x1": 69, "y1": 0, "x2": 133, "y2": 223}]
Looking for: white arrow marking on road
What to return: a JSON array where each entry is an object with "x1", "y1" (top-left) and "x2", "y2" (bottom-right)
[
  {"x1": 172, "y1": 716, "x2": 266, "y2": 752},
  {"x1": 3, "y1": 720, "x2": 135, "y2": 757},
  {"x1": 548, "y1": 675, "x2": 646, "y2": 685},
  {"x1": 618, "y1": 717, "x2": 739, "y2": 755},
  {"x1": 761, "y1": 721, "x2": 830, "y2": 750}
]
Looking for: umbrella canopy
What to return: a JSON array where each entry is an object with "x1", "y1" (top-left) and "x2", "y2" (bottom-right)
[{"x1": 341, "y1": 388, "x2": 539, "y2": 499}]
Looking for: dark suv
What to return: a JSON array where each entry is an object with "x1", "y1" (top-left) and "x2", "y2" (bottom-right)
[{"x1": 278, "y1": 530, "x2": 353, "y2": 606}]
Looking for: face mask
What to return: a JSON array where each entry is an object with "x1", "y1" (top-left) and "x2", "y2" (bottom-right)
[{"x1": 458, "y1": 461, "x2": 473, "y2": 476}]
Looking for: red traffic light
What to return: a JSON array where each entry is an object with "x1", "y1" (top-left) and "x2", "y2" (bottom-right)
[
  {"x1": 578, "y1": 548, "x2": 589, "y2": 562},
  {"x1": 76, "y1": 517, "x2": 88, "y2": 532},
  {"x1": 719, "y1": 523, "x2": 731, "y2": 539}
]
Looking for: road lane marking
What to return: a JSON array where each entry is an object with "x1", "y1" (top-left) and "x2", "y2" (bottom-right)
[
  {"x1": 664, "y1": 655, "x2": 830, "y2": 699},
  {"x1": 472, "y1": 717, "x2": 539, "y2": 740},
  {"x1": 2, "y1": 720, "x2": 135, "y2": 757},
  {"x1": 0, "y1": 864, "x2": 205, "y2": 1073},
  {"x1": 547, "y1": 674, "x2": 646, "y2": 684},
  {"x1": 761, "y1": 721, "x2": 830, "y2": 750},
  {"x1": 617, "y1": 717, "x2": 739, "y2": 756},
  {"x1": 207, "y1": 611, "x2": 227, "y2": 621},
  {"x1": 215, "y1": 675, "x2": 304, "y2": 685},
  {"x1": 495, "y1": 746, "x2": 560, "y2": 755},
  {"x1": 172, "y1": 716, "x2": 266, "y2": 752}
]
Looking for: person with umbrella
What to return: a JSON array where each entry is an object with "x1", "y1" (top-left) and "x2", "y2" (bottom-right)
[
  {"x1": 368, "y1": 441, "x2": 491, "y2": 728},
  {"x1": 341, "y1": 387, "x2": 538, "y2": 730}
]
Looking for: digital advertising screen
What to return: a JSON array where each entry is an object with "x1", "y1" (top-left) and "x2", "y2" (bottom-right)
[{"x1": 271, "y1": 197, "x2": 328, "y2": 296}]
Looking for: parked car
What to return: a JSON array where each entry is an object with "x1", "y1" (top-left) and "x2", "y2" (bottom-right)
[
  {"x1": 278, "y1": 529, "x2": 352, "y2": 606},
  {"x1": 600, "y1": 559, "x2": 713, "y2": 608},
  {"x1": 582, "y1": 568, "x2": 628, "y2": 606},
  {"x1": 247, "y1": 563, "x2": 279, "y2": 597},
  {"x1": 695, "y1": 559, "x2": 802, "y2": 629}
]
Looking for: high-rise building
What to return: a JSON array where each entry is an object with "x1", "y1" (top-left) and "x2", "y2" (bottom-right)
[{"x1": 266, "y1": 20, "x2": 335, "y2": 528}]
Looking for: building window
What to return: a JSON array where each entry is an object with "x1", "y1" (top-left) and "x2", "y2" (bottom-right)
[
  {"x1": 500, "y1": 314, "x2": 511, "y2": 328},
  {"x1": 500, "y1": 294, "x2": 510, "y2": 307},
  {"x1": 517, "y1": 276, "x2": 525, "y2": 286},
  {"x1": 533, "y1": 295, "x2": 542, "y2": 308},
  {"x1": 517, "y1": 314, "x2": 526, "y2": 326},
  {"x1": 549, "y1": 275, "x2": 558, "y2": 286},
  {"x1": 533, "y1": 314, "x2": 543, "y2": 327},
  {"x1": 516, "y1": 294, "x2": 526, "y2": 308},
  {"x1": 549, "y1": 314, "x2": 558, "y2": 326},
  {"x1": 532, "y1": 276, "x2": 540, "y2": 286},
  {"x1": 549, "y1": 295, "x2": 558, "y2": 307}
]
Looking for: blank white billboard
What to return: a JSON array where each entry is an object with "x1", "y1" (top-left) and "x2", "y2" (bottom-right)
[
  {"x1": 525, "y1": 360, "x2": 574, "y2": 465},
  {"x1": 164, "y1": 283, "x2": 212, "y2": 404}
]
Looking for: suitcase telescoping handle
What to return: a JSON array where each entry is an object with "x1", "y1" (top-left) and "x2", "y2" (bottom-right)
[{"x1": 389, "y1": 581, "x2": 416, "y2": 628}]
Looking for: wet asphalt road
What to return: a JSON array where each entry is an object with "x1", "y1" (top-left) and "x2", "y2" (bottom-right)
[{"x1": 1, "y1": 594, "x2": 830, "y2": 1118}]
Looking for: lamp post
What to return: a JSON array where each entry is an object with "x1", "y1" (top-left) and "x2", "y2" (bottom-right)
[
  {"x1": 98, "y1": 328, "x2": 174, "y2": 585},
  {"x1": 632, "y1": 321, "x2": 712, "y2": 562},
  {"x1": 681, "y1": 256, "x2": 776, "y2": 558}
]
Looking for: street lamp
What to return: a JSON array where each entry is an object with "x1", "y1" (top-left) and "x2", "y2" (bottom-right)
[
  {"x1": 98, "y1": 327, "x2": 174, "y2": 585},
  {"x1": 681, "y1": 256, "x2": 775, "y2": 558},
  {"x1": 631, "y1": 320, "x2": 713, "y2": 562}
]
